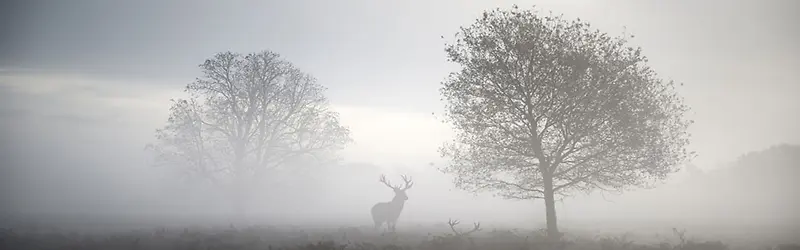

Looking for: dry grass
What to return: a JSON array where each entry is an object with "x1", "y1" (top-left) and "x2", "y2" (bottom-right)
[{"x1": 2, "y1": 224, "x2": 798, "y2": 250}]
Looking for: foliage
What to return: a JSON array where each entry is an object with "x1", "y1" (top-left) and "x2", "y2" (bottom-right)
[
  {"x1": 147, "y1": 51, "x2": 351, "y2": 188},
  {"x1": 437, "y1": 5, "x2": 693, "y2": 235}
]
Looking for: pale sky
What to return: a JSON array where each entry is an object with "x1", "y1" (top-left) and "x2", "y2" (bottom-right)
[{"x1": 0, "y1": 0, "x2": 798, "y2": 231}]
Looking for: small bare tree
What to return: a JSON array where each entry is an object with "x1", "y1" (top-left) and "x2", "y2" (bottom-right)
[
  {"x1": 370, "y1": 174, "x2": 414, "y2": 232},
  {"x1": 147, "y1": 51, "x2": 351, "y2": 219}
]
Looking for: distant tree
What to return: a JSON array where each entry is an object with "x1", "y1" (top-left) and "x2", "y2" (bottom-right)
[
  {"x1": 437, "y1": 6, "x2": 693, "y2": 239},
  {"x1": 147, "y1": 51, "x2": 351, "y2": 219}
]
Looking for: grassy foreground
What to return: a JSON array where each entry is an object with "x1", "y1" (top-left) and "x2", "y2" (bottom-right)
[{"x1": 2, "y1": 224, "x2": 800, "y2": 250}]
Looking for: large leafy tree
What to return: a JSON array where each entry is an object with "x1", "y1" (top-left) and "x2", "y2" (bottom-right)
[
  {"x1": 148, "y1": 51, "x2": 351, "y2": 218},
  {"x1": 438, "y1": 6, "x2": 692, "y2": 238}
]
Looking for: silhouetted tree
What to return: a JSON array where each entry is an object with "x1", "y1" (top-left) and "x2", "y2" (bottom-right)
[
  {"x1": 147, "y1": 51, "x2": 351, "y2": 218},
  {"x1": 437, "y1": 6, "x2": 693, "y2": 238}
]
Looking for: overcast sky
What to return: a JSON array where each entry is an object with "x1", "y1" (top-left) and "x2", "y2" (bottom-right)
[{"x1": 1, "y1": 0, "x2": 798, "y2": 230}]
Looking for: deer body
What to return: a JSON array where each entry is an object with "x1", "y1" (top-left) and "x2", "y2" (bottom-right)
[
  {"x1": 370, "y1": 175, "x2": 413, "y2": 232},
  {"x1": 371, "y1": 196, "x2": 406, "y2": 230}
]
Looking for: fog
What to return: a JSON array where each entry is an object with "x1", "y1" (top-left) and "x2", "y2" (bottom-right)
[{"x1": 1, "y1": 0, "x2": 799, "y2": 246}]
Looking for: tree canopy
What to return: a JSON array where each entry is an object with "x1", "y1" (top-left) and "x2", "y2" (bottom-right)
[
  {"x1": 148, "y1": 50, "x2": 351, "y2": 196},
  {"x1": 438, "y1": 6, "x2": 693, "y2": 237}
]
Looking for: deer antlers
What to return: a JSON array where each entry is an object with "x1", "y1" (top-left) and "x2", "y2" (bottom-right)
[
  {"x1": 379, "y1": 174, "x2": 414, "y2": 190},
  {"x1": 447, "y1": 218, "x2": 481, "y2": 236}
]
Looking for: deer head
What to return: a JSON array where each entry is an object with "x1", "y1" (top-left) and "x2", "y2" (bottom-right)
[
  {"x1": 447, "y1": 218, "x2": 482, "y2": 236},
  {"x1": 379, "y1": 174, "x2": 413, "y2": 201}
]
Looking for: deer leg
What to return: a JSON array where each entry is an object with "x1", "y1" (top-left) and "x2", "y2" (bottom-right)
[{"x1": 379, "y1": 223, "x2": 387, "y2": 236}]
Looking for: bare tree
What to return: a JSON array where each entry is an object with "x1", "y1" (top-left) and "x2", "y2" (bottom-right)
[
  {"x1": 370, "y1": 174, "x2": 414, "y2": 232},
  {"x1": 438, "y1": 6, "x2": 693, "y2": 239},
  {"x1": 147, "y1": 51, "x2": 351, "y2": 219}
]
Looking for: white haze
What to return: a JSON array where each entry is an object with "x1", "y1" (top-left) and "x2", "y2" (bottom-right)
[
  {"x1": 1, "y1": 0, "x2": 799, "y2": 245},
  {"x1": 1, "y1": 72, "x2": 798, "y2": 241}
]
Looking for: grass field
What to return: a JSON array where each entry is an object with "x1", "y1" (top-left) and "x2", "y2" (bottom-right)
[{"x1": 2, "y1": 221, "x2": 799, "y2": 250}]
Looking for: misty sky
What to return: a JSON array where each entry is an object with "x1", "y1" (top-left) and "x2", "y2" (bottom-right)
[{"x1": 1, "y1": 0, "x2": 799, "y2": 230}]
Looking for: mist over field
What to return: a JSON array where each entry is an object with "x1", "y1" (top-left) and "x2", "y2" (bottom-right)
[{"x1": 1, "y1": 0, "x2": 799, "y2": 249}]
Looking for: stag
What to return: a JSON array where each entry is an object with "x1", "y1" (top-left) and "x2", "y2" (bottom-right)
[
  {"x1": 447, "y1": 218, "x2": 481, "y2": 236},
  {"x1": 370, "y1": 174, "x2": 413, "y2": 232}
]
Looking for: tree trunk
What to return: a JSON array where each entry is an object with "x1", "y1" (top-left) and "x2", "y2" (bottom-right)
[
  {"x1": 231, "y1": 142, "x2": 248, "y2": 227},
  {"x1": 229, "y1": 186, "x2": 254, "y2": 227},
  {"x1": 542, "y1": 173, "x2": 560, "y2": 240}
]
